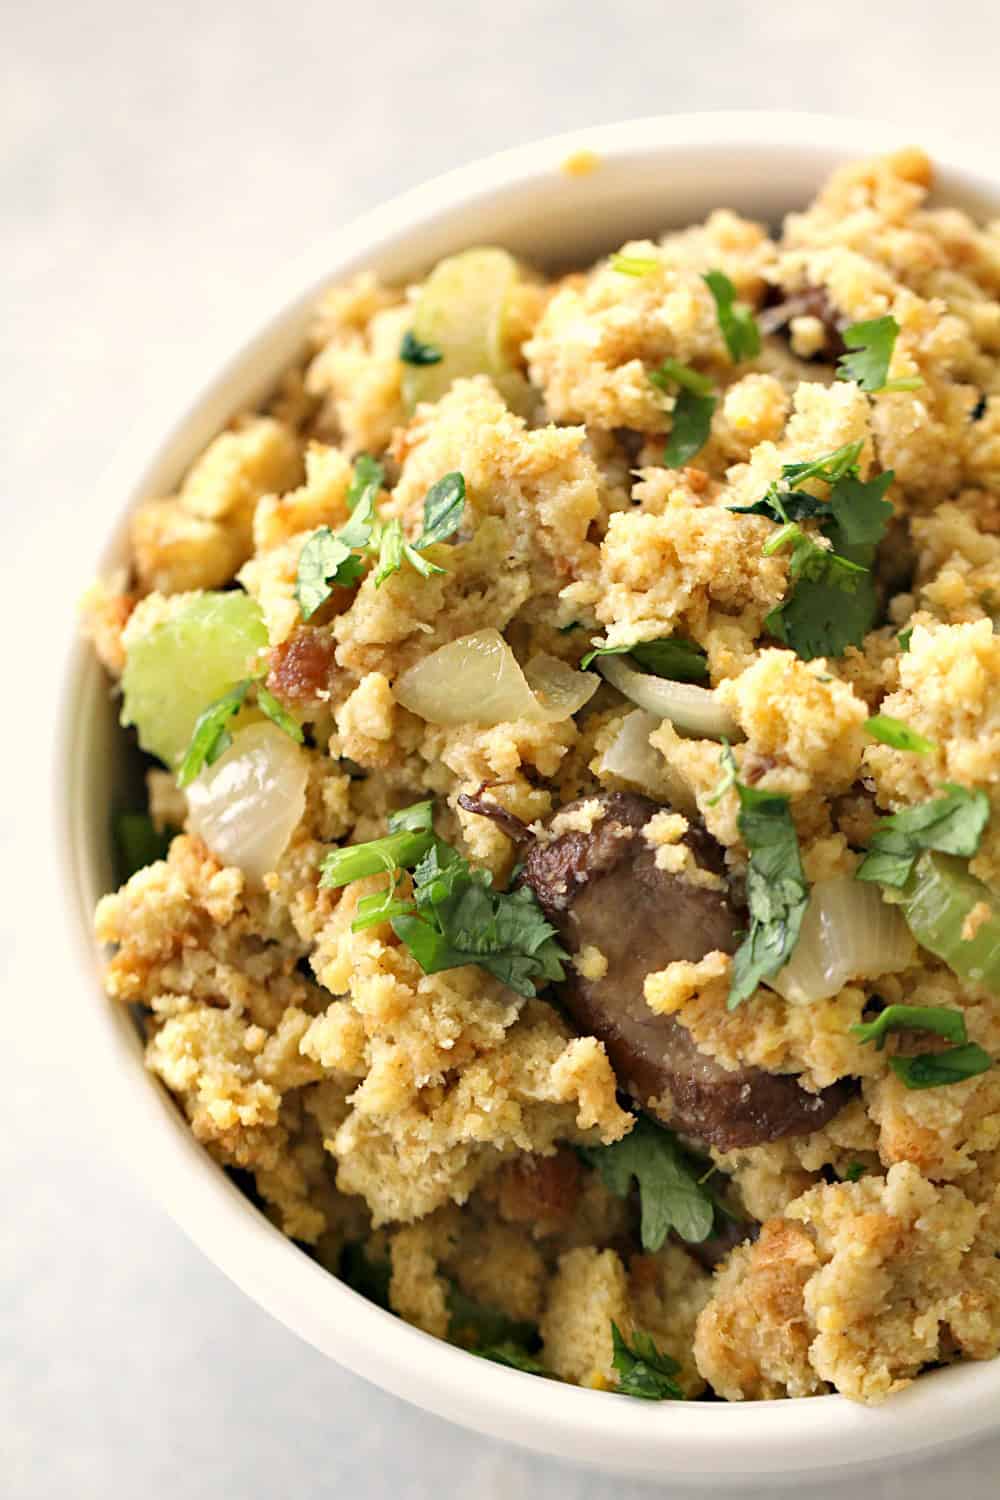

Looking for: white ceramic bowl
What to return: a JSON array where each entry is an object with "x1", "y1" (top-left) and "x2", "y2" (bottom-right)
[{"x1": 57, "y1": 112, "x2": 1000, "y2": 1483}]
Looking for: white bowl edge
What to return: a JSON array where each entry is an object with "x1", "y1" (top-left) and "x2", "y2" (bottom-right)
[{"x1": 54, "y1": 111, "x2": 1000, "y2": 1482}]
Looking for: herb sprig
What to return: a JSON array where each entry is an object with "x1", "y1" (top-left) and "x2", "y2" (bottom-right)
[
  {"x1": 836, "y1": 316, "x2": 923, "y2": 394},
  {"x1": 580, "y1": 635, "x2": 709, "y2": 682},
  {"x1": 649, "y1": 358, "x2": 717, "y2": 467},
  {"x1": 176, "y1": 674, "x2": 305, "y2": 787},
  {"x1": 611, "y1": 1323, "x2": 683, "y2": 1401},
  {"x1": 581, "y1": 1115, "x2": 714, "y2": 1248},
  {"x1": 856, "y1": 786, "x2": 989, "y2": 888},
  {"x1": 703, "y1": 269, "x2": 761, "y2": 362}
]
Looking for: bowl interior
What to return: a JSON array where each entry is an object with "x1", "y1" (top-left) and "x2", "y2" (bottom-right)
[{"x1": 58, "y1": 114, "x2": 1000, "y2": 1481}]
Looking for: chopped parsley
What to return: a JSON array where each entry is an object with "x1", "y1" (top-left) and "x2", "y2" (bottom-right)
[
  {"x1": 611, "y1": 253, "x2": 660, "y2": 276},
  {"x1": 850, "y1": 1004, "x2": 968, "y2": 1050},
  {"x1": 835, "y1": 315, "x2": 923, "y2": 394},
  {"x1": 580, "y1": 635, "x2": 709, "y2": 682},
  {"x1": 703, "y1": 269, "x2": 760, "y2": 363},
  {"x1": 294, "y1": 463, "x2": 465, "y2": 616},
  {"x1": 890, "y1": 1043, "x2": 992, "y2": 1091},
  {"x1": 714, "y1": 745, "x2": 810, "y2": 1010},
  {"x1": 399, "y1": 330, "x2": 443, "y2": 365},
  {"x1": 856, "y1": 785, "x2": 990, "y2": 888},
  {"x1": 580, "y1": 1115, "x2": 714, "y2": 1248},
  {"x1": 177, "y1": 681, "x2": 251, "y2": 786},
  {"x1": 864, "y1": 715, "x2": 936, "y2": 754},
  {"x1": 611, "y1": 1323, "x2": 683, "y2": 1401},
  {"x1": 319, "y1": 802, "x2": 566, "y2": 998},
  {"x1": 732, "y1": 442, "x2": 893, "y2": 661},
  {"x1": 649, "y1": 358, "x2": 717, "y2": 467},
  {"x1": 294, "y1": 528, "x2": 366, "y2": 619},
  {"x1": 115, "y1": 812, "x2": 175, "y2": 879},
  {"x1": 176, "y1": 675, "x2": 304, "y2": 787},
  {"x1": 257, "y1": 684, "x2": 305, "y2": 743}
]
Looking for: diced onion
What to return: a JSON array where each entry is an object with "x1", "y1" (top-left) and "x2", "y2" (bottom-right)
[
  {"x1": 900, "y1": 852, "x2": 1000, "y2": 992},
  {"x1": 186, "y1": 721, "x2": 308, "y2": 882},
  {"x1": 596, "y1": 654, "x2": 740, "y2": 742},
  {"x1": 598, "y1": 709, "x2": 695, "y2": 814},
  {"x1": 394, "y1": 629, "x2": 597, "y2": 726},
  {"x1": 767, "y1": 877, "x2": 916, "y2": 1005}
]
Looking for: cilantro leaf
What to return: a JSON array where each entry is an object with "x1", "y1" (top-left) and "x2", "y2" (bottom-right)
[
  {"x1": 864, "y1": 715, "x2": 935, "y2": 754},
  {"x1": 475, "y1": 1343, "x2": 549, "y2": 1375},
  {"x1": 850, "y1": 1004, "x2": 968, "y2": 1050},
  {"x1": 346, "y1": 454, "x2": 384, "y2": 514},
  {"x1": 664, "y1": 391, "x2": 716, "y2": 467},
  {"x1": 727, "y1": 777, "x2": 809, "y2": 1010},
  {"x1": 842, "y1": 1162, "x2": 866, "y2": 1183},
  {"x1": 177, "y1": 681, "x2": 250, "y2": 787},
  {"x1": 898, "y1": 626, "x2": 914, "y2": 652},
  {"x1": 399, "y1": 330, "x2": 443, "y2": 365},
  {"x1": 580, "y1": 1115, "x2": 714, "y2": 1248},
  {"x1": 115, "y1": 812, "x2": 175, "y2": 879},
  {"x1": 703, "y1": 269, "x2": 760, "y2": 362},
  {"x1": 836, "y1": 316, "x2": 922, "y2": 393},
  {"x1": 610, "y1": 1323, "x2": 683, "y2": 1401},
  {"x1": 414, "y1": 471, "x2": 466, "y2": 550},
  {"x1": 319, "y1": 801, "x2": 436, "y2": 889},
  {"x1": 256, "y1": 684, "x2": 305, "y2": 743},
  {"x1": 856, "y1": 785, "x2": 990, "y2": 888},
  {"x1": 580, "y1": 636, "x2": 708, "y2": 682},
  {"x1": 393, "y1": 851, "x2": 567, "y2": 998},
  {"x1": 890, "y1": 1043, "x2": 992, "y2": 1090},
  {"x1": 373, "y1": 518, "x2": 405, "y2": 586},
  {"x1": 295, "y1": 527, "x2": 366, "y2": 619},
  {"x1": 828, "y1": 471, "x2": 894, "y2": 548}
]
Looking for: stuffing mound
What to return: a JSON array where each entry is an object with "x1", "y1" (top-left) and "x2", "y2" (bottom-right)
[{"x1": 87, "y1": 149, "x2": 1000, "y2": 1405}]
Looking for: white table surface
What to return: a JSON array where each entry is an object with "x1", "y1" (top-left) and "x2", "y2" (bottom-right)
[{"x1": 5, "y1": 1, "x2": 1000, "y2": 1494}]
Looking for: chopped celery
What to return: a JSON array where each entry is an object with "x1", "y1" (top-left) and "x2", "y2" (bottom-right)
[
  {"x1": 121, "y1": 591, "x2": 268, "y2": 769},
  {"x1": 899, "y1": 851, "x2": 1000, "y2": 992},
  {"x1": 403, "y1": 247, "x2": 533, "y2": 415}
]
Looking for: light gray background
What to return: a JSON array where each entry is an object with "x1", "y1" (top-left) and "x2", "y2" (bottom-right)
[{"x1": 6, "y1": 2, "x2": 1000, "y2": 1495}]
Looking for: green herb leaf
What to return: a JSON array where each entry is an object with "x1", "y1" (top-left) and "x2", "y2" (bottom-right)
[
  {"x1": 475, "y1": 1343, "x2": 549, "y2": 1375},
  {"x1": 864, "y1": 715, "x2": 936, "y2": 754},
  {"x1": 338, "y1": 1242, "x2": 391, "y2": 1309},
  {"x1": 373, "y1": 518, "x2": 405, "y2": 586},
  {"x1": 649, "y1": 359, "x2": 715, "y2": 397},
  {"x1": 728, "y1": 779, "x2": 809, "y2": 1010},
  {"x1": 346, "y1": 454, "x2": 385, "y2": 513},
  {"x1": 319, "y1": 801, "x2": 436, "y2": 889},
  {"x1": 898, "y1": 626, "x2": 914, "y2": 652},
  {"x1": 392, "y1": 844, "x2": 567, "y2": 998},
  {"x1": 842, "y1": 1162, "x2": 866, "y2": 1183},
  {"x1": 664, "y1": 390, "x2": 717, "y2": 467},
  {"x1": 705, "y1": 740, "x2": 737, "y2": 807},
  {"x1": 295, "y1": 527, "x2": 366, "y2": 619},
  {"x1": 890, "y1": 1042, "x2": 992, "y2": 1091},
  {"x1": 835, "y1": 316, "x2": 922, "y2": 393},
  {"x1": 856, "y1": 785, "x2": 990, "y2": 888},
  {"x1": 703, "y1": 269, "x2": 761, "y2": 363},
  {"x1": 611, "y1": 1323, "x2": 683, "y2": 1401},
  {"x1": 611, "y1": 253, "x2": 660, "y2": 276},
  {"x1": 580, "y1": 636, "x2": 708, "y2": 682},
  {"x1": 827, "y1": 471, "x2": 894, "y2": 548},
  {"x1": 581, "y1": 1115, "x2": 714, "y2": 1248},
  {"x1": 177, "y1": 680, "x2": 251, "y2": 787},
  {"x1": 414, "y1": 471, "x2": 466, "y2": 549},
  {"x1": 399, "y1": 330, "x2": 443, "y2": 365},
  {"x1": 447, "y1": 1286, "x2": 539, "y2": 1351},
  {"x1": 115, "y1": 812, "x2": 175, "y2": 879},
  {"x1": 256, "y1": 684, "x2": 305, "y2": 743},
  {"x1": 850, "y1": 1004, "x2": 967, "y2": 1051}
]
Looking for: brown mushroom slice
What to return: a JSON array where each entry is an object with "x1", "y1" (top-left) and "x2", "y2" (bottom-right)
[{"x1": 522, "y1": 792, "x2": 850, "y2": 1152}]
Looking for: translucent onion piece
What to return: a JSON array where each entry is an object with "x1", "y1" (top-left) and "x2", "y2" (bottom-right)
[
  {"x1": 403, "y1": 247, "x2": 533, "y2": 416},
  {"x1": 597, "y1": 654, "x2": 740, "y2": 742},
  {"x1": 598, "y1": 709, "x2": 695, "y2": 814},
  {"x1": 186, "y1": 721, "x2": 308, "y2": 882},
  {"x1": 768, "y1": 877, "x2": 916, "y2": 1004},
  {"x1": 900, "y1": 852, "x2": 1000, "y2": 992},
  {"x1": 395, "y1": 629, "x2": 597, "y2": 726}
]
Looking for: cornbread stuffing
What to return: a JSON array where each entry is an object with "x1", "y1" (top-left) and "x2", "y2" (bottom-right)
[{"x1": 88, "y1": 149, "x2": 1000, "y2": 1406}]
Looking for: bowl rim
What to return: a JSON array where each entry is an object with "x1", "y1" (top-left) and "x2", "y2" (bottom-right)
[{"x1": 55, "y1": 110, "x2": 1000, "y2": 1480}]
